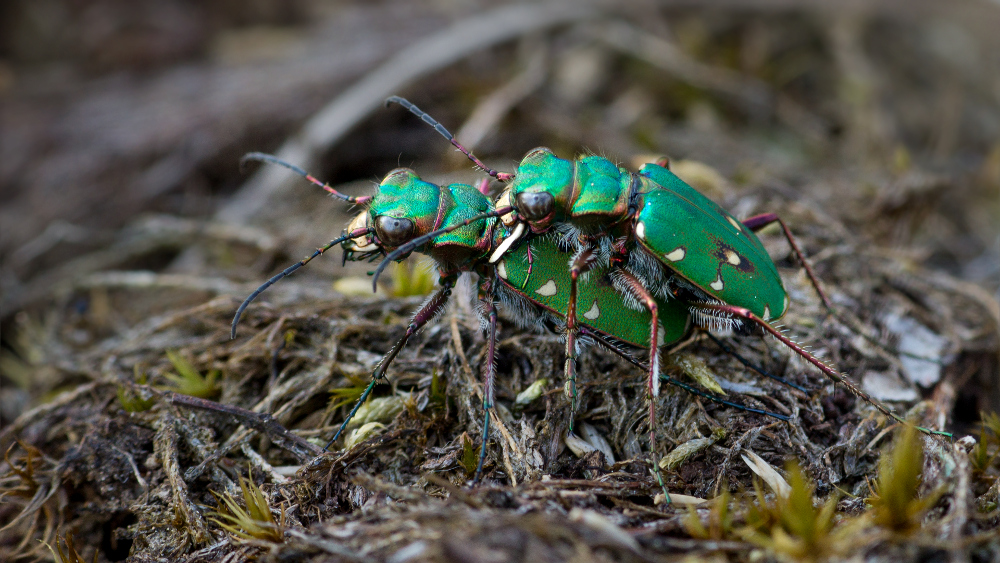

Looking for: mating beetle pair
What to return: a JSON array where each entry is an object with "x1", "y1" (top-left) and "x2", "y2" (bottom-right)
[{"x1": 232, "y1": 96, "x2": 948, "y2": 483}]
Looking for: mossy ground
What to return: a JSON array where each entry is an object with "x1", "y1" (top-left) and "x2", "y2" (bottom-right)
[{"x1": 2, "y1": 2, "x2": 999, "y2": 561}]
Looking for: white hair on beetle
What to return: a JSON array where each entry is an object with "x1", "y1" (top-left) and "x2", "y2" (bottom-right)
[
  {"x1": 625, "y1": 247, "x2": 673, "y2": 301},
  {"x1": 494, "y1": 284, "x2": 547, "y2": 333},
  {"x1": 609, "y1": 269, "x2": 646, "y2": 312}
]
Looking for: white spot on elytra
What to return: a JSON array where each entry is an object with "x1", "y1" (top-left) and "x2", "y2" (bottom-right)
[
  {"x1": 496, "y1": 261, "x2": 507, "y2": 280},
  {"x1": 783, "y1": 294, "x2": 790, "y2": 314},
  {"x1": 763, "y1": 306, "x2": 771, "y2": 321},
  {"x1": 727, "y1": 216, "x2": 742, "y2": 231},
  {"x1": 724, "y1": 249, "x2": 741, "y2": 266},
  {"x1": 710, "y1": 275, "x2": 724, "y2": 291},
  {"x1": 583, "y1": 300, "x2": 600, "y2": 320},
  {"x1": 635, "y1": 221, "x2": 646, "y2": 240},
  {"x1": 665, "y1": 247, "x2": 686, "y2": 261},
  {"x1": 536, "y1": 279, "x2": 558, "y2": 296}
]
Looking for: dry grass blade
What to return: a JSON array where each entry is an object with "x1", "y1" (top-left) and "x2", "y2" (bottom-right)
[{"x1": 742, "y1": 450, "x2": 792, "y2": 498}]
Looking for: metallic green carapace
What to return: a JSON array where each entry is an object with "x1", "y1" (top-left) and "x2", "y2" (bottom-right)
[
  {"x1": 509, "y1": 149, "x2": 631, "y2": 232},
  {"x1": 364, "y1": 168, "x2": 495, "y2": 263},
  {"x1": 495, "y1": 235, "x2": 690, "y2": 348},
  {"x1": 634, "y1": 163, "x2": 788, "y2": 321}
]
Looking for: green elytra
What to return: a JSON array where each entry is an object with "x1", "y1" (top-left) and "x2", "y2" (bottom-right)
[
  {"x1": 384, "y1": 96, "x2": 952, "y2": 441},
  {"x1": 633, "y1": 163, "x2": 787, "y2": 321},
  {"x1": 231, "y1": 153, "x2": 792, "y2": 486},
  {"x1": 494, "y1": 234, "x2": 691, "y2": 349}
]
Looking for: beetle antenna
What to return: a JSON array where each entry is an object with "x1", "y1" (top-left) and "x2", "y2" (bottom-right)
[
  {"x1": 370, "y1": 206, "x2": 514, "y2": 292},
  {"x1": 231, "y1": 227, "x2": 374, "y2": 338},
  {"x1": 241, "y1": 152, "x2": 374, "y2": 205},
  {"x1": 385, "y1": 96, "x2": 515, "y2": 182}
]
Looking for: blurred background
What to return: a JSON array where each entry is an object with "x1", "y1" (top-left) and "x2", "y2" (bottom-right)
[
  {"x1": 2, "y1": 2, "x2": 1000, "y2": 560},
  {"x1": 2, "y1": 0, "x2": 999, "y2": 425}
]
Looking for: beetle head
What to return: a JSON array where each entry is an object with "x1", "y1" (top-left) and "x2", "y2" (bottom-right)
[{"x1": 509, "y1": 147, "x2": 575, "y2": 233}]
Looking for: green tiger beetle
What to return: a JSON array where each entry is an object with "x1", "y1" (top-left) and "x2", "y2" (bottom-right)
[
  {"x1": 379, "y1": 96, "x2": 951, "y2": 443},
  {"x1": 231, "y1": 153, "x2": 793, "y2": 484}
]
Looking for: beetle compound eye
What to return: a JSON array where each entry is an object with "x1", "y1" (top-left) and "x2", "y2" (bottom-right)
[
  {"x1": 374, "y1": 216, "x2": 415, "y2": 246},
  {"x1": 516, "y1": 192, "x2": 554, "y2": 221}
]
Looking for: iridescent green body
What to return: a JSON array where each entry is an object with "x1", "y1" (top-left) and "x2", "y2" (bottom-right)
[
  {"x1": 633, "y1": 163, "x2": 788, "y2": 321},
  {"x1": 508, "y1": 148, "x2": 631, "y2": 232},
  {"x1": 234, "y1": 147, "x2": 810, "y2": 487},
  {"x1": 504, "y1": 149, "x2": 789, "y2": 323},
  {"x1": 345, "y1": 168, "x2": 496, "y2": 267},
  {"x1": 494, "y1": 235, "x2": 690, "y2": 348},
  {"x1": 358, "y1": 167, "x2": 694, "y2": 346}
]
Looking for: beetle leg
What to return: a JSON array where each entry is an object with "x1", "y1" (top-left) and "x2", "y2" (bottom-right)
[
  {"x1": 474, "y1": 275, "x2": 500, "y2": 483},
  {"x1": 525, "y1": 243, "x2": 534, "y2": 283},
  {"x1": 475, "y1": 176, "x2": 491, "y2": 196},
  {"x1": 565, "y1": 248, "x2": 597, "y2": 432},
  {"x1": 741, "y1": 213, "x2": 832, "y2": 311},
  {"x1": 613, "y1": 270, "x2": 674, "y2": 499},
  {"x1": 613, "y1": 271, "x2": 662, "y2": 445},
  {"x1": 693, "y1": 303, "x2": 951, "y2": 438},
  {"x1": 325, "y1": 277, "x2": 456, "y2": 451}
]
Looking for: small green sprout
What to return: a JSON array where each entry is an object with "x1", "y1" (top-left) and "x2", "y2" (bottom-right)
[
  {"x1": 344, "y1": 422, "x2": 387, "y2": 449},
  {"x1": 460, "y1": 432, "x2": 479, "y2": 477},
  {"x1": 660, "y1": 429, "x2": 726, "y2": 471},
  {"x1": 668, "y1": 353, "x2": 725, "y2": 395},
  {"x1": 971, "y1": 411, "x2": 1000, "y2": 474},
  {"x1": 971, "y1": 428, "x2": 998, "y2": 474},
  {"x1": 514, "y1": 378, "x2": 548, "y2": 406},
  {"x1": 209, "y1": 471, "x2": 284, "y2": 543},
  {"x1": 429, "y1": 370, "x2": 447, "y2": 410},
  {"x1": 45, "y1": 533, "x2": 95, "y2": 563},
  {"x1": 683, "y1": 487, "x2": 733, "y2": 540},
  {"x1": 740, "y1": 463, "x2": 841, "y2": 562},
  {"x1": 161, "y1": 350, "x2": 220, "y2": 399},
  {"x1": 117, "y1": 366, "x2": 157, "y2": 412},
  {"x1": 867, "y1": 425, "x2": 939, "y2": 533},
  {"x1": 327, "y1": 373, "x2": 375, "y2": 412},
  {"x1": 982, "y1": 411, "x2": 1000, "y2": 438},
  {"x1": 390, "y1": 256, "x2": 436, "y2": 297}
]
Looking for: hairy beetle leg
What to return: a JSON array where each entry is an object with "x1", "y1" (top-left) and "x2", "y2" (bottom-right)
[
  {"x1": 564, "y1": 248, "x2": 598, "y2": 433},
  {"x1": 325, "y1": 278, "x2": 456, "y2": 451},
  {"x1": 473, "y1": 277, "x2": 500, "y2": 484},
  {"x1": 694, "y1": 302, "x2": 951, "y2": 439},
  {"x1": 612, "y1": 270, "x2": 673, "y2": 491}
]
